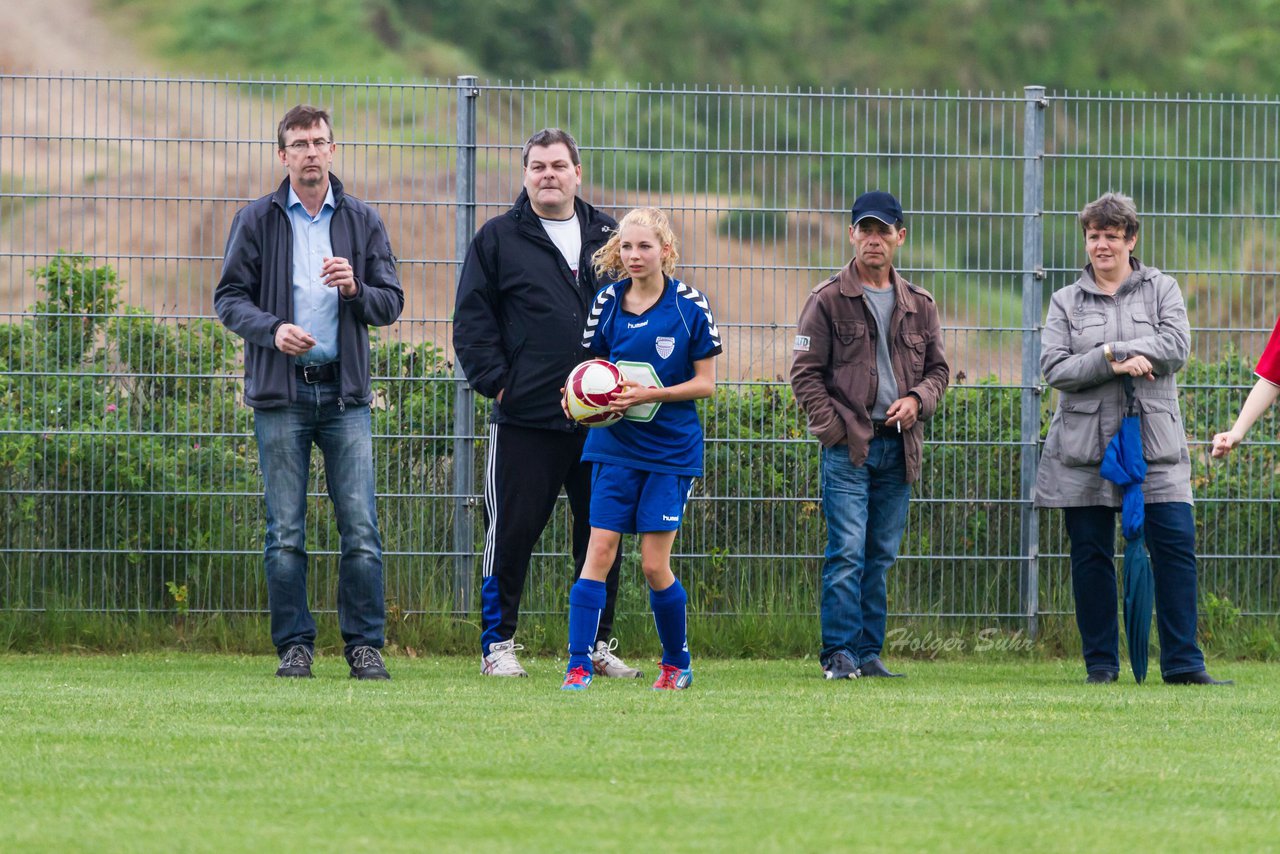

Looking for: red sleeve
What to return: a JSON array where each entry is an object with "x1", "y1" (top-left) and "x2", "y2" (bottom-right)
[{"x1": 1255, "y1": 315, "x2": 1280, "y2": 384}]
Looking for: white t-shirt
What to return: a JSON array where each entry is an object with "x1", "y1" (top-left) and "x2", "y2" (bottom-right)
[{"x1": 540, "y1": 215, "x2": 582, "y2": 276}]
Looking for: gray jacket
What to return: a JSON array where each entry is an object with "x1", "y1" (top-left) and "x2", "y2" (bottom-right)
[{"x1": 1033, "y1": 260, "x2": 1192, "y2": 508}]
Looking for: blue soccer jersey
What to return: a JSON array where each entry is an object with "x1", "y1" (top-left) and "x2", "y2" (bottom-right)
[{"x1": 581, "y1": 276, "x2": 722, "y2": 476}]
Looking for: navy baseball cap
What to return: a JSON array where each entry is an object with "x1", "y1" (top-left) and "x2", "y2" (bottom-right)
[{"x1": 851, "y1": 191, "x2": 904, "y2": 226}]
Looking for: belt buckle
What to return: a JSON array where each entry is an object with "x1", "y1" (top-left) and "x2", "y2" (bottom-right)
[{"x1": 302, "y1": 364, "x2": 322, "y2": 384}]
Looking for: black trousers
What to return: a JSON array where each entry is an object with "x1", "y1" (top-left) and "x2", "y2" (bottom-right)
[
  {"x1": 1063, "y1": 503, "x2": 1205, "y2": 678},
  {"x1": 478, "y1": 422, "x2": 621, "y2": 653}
]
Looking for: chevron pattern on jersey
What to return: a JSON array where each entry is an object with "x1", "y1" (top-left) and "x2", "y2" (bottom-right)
[
  {"x1": 676, "y1": 282, "x2": 721, "y2": 347},
  {"x1": 583, "y1": 283, "x2": 618, "y2": 346}
]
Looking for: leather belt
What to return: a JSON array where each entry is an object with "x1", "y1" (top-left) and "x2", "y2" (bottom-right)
[
  {"x1": 297, "y1": 362, "x2": 340, "y2": 384},
  {"x1": 871, "y1": 420, "x2": 902, "y2": 439}
]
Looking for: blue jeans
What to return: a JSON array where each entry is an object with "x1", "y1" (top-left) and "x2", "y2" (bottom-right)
[
  {"x1": 253, "y1": 380, "x2": 385, "y2": 658},
  {"x1": 1064, "y1": 502, "x2": 1205, "y2": 679},
  {"x1": 819, "y1": 439, "x2": 911, "y2": 666}
]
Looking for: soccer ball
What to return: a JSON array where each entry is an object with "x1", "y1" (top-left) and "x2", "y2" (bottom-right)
[{"x1": 564, "y1": 359, "x2": 625, "y2": 427}]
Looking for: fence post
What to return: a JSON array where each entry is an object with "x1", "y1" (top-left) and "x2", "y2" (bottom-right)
[
  {"x1": 1020, "y1": 85, "x2": 1047, "y2": 640},
  {"x1": 452, "y1": 76, "x2": 480, "y2": 614}
]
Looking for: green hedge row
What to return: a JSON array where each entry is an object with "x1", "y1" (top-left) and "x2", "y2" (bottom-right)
[{"x1": 2, "y1": 256, "x2": 1277, "y2": 643}]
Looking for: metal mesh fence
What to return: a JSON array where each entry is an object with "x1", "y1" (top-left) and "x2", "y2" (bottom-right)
[{"x1": 2, "y1": 75, "x2": 1277, "y2": 624}]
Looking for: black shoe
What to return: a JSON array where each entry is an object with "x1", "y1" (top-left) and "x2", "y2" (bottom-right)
[
  {"x1": 858, "y1": 658, "x2": 905, "y2": 678},
  {"x1": 1085, "y1": 670, "x2": 1118, "y2": 684},
  {"x1": 348, "y1": 645, "x2": 391, "y2": 680},
  {"x1": 276, "y1": 644, "x2": 314, "y2": 678},
  {"x1": 822, "y1": 650, "x2": 859, "y2": 680},
  {"x1": 1163, "y1": 670, "x2": 1233, "y2": 686}
]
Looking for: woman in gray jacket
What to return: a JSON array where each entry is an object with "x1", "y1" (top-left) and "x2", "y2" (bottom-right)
[{"x1": 1034, "y1": 192, "x2": 1230, "y2": 685}]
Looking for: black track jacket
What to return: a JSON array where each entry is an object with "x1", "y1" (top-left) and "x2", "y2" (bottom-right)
[{"x1": 453, "y1": 190, "x2": 616, "y2": 431}]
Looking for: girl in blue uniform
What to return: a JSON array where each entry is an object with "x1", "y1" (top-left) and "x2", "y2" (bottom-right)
[{"x1": 561, "y1": 207, "x2": 721, "y2": 690}]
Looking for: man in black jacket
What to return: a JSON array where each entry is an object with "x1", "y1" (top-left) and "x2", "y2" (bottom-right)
[
  {"x1": 215, "y1": 105, "x2": 404, "y2": 680},
  {"x1": 454, "y1": 128, "x2": 638, "y2": 678}
]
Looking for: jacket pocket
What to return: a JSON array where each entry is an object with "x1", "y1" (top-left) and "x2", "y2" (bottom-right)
[
  {"x1": 1138, "y1": 396, "x2": 1184, "y2": 464},
  {"x1": 902, "y1": 330, "x2": 926, "y2": 375},
  {"x1": 1069, "y1": 311, "x2": 1107, "y2": 350},
  {"x1": 832, "y1": 320, "x2": 866, "y2": 365},
  {"x1": 494, "y1": 336, "x2": 526, "y2": 409},
  {"x1": 1054, "y1": 397, "x2": 1104, "y2": 466},
  {"x1": 503, "y1": 344, "x2": 574, "y2": 421},
  {"x1": 1130, "y1": 310, "x2": 1157, "y2": 335}
]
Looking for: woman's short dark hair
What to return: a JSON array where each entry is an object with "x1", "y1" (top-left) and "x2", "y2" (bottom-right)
[
  {"x1": 521, "y1": 128, "x2": 580, "y2": 166},
  {"x1": 1079, "y1": 192, "x2": 1140, "y2": 239},
  {"x1": 277, "y1": 105, "x2": 333, "y2": 150}
]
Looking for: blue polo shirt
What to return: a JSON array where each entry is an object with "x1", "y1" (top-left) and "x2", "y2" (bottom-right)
[{"x1": 287, "y1": 184, "x2": 338, "y2": 366}]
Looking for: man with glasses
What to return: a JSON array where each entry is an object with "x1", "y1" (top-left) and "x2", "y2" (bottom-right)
[{"x1": 216, "y1": 105, "x2": 404, "y2": 680}]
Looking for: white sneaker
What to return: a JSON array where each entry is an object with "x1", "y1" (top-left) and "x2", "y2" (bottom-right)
[
  {"x1": 591, "y1": 638, "x2": 644, "y2": 678},
  {"x1": 481, "y1": 639, "x2": 529, "y2": 677}
]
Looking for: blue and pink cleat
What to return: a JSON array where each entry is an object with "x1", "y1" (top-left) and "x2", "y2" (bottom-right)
[
  {"x1": 560, "y1": 665, "x2": 593, "y2": 691},
  {"x1": 652, "y1": 663, "x2": 693, "y2": 690}
]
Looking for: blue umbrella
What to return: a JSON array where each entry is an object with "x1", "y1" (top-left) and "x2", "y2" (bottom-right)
[{"x1": 1098, "y1": 376, "x2": 1153, "y2": 683}]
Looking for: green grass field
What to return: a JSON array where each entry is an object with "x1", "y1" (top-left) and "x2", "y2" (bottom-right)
[{"x1": 2, "y1": 655, "x2": 1275, "y2": 852}]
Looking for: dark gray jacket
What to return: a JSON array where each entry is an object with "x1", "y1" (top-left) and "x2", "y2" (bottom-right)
[
  {"x1": 1034, "y1": 260, "x2": 1192, "y2": 508},
  {"x1": 215, "y1": 175, "x2": 404, "y2": 409}
]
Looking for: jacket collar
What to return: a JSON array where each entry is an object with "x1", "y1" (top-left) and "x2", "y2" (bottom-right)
[
  {"x1": 272, "y1": 173, "x2": 346, "y2": 212},
  {"x1": 511, "y1": 188, "x2": 609, "y2": 234},
  {"x1": 834, "y1": 257, "x2": 915, "y2": 313},
  {"x1": 1080, "y1": 256, "x2": 1145, "y2": 296}
]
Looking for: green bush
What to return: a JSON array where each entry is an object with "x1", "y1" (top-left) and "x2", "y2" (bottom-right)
[
  {"x1": 2, "y1": 255, "x2": 1277, "y2": 657},
  {"x1": 30, "y1": 253, "x2": 118, "y2": 369}
]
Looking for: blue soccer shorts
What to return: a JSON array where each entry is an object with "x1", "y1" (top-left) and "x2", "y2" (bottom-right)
[{"x1": 589, "y1": 463, "x2": 695, "y2": 534}]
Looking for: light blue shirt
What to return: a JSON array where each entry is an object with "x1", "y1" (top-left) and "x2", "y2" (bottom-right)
[{"x1": 287, "y1": 184, "x2": 339, "y2": 366}]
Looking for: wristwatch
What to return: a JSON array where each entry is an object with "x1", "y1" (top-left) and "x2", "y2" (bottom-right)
[{"x1": 1103, "y1": 343, "x2": 1116, "y2": 362}]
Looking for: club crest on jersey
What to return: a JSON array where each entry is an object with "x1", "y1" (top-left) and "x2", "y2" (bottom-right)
[{"x1": 655, "y1": 336, "x2": 675, "y2": 359}]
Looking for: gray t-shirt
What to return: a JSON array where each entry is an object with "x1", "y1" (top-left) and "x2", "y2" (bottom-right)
[{"x1": 863, "y1": 285, "x2": 900, "y2": 420}]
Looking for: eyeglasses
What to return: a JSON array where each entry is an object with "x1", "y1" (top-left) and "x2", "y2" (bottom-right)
[{"x1": 283, "y1": 138, "x2": 332, "y2": 152}]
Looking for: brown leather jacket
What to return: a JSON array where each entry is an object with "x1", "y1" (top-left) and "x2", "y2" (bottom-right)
[{"x1": 789, "y1": 258, "x2": 950, "y2": 483}]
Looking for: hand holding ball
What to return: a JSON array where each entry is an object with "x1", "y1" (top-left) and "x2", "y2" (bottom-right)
[{"x1": 564, "y1": 359, "x2": 625, "y2": 427}]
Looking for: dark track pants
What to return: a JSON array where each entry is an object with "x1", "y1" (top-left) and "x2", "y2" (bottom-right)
[{"x1": 479, "y1": 422, "x2": 621, "y2": 654}]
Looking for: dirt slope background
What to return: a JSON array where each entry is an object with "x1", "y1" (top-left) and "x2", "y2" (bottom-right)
[{"x1": 0, "y1": 1, "x2": 996, "y2": 381}]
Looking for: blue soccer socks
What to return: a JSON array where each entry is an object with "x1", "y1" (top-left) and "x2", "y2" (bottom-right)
[
  {"x1": 567, "y1": 578, "x2": 607, "y2": 677},
  {"x1": 649, "y1": 577, "x2": 691, "y2": 669},
  {"x1": 570, "y1": 575, "x2": 689, "y2": 687}
]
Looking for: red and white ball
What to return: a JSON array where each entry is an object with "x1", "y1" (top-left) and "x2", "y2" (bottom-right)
[{"x1": 565, "y1": 359, "x2": 625, "y2": 427}]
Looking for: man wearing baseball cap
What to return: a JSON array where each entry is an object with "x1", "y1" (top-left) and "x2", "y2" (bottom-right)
[{"x1": 789, "y1": 191, "x2": 950, "y2": 680}]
